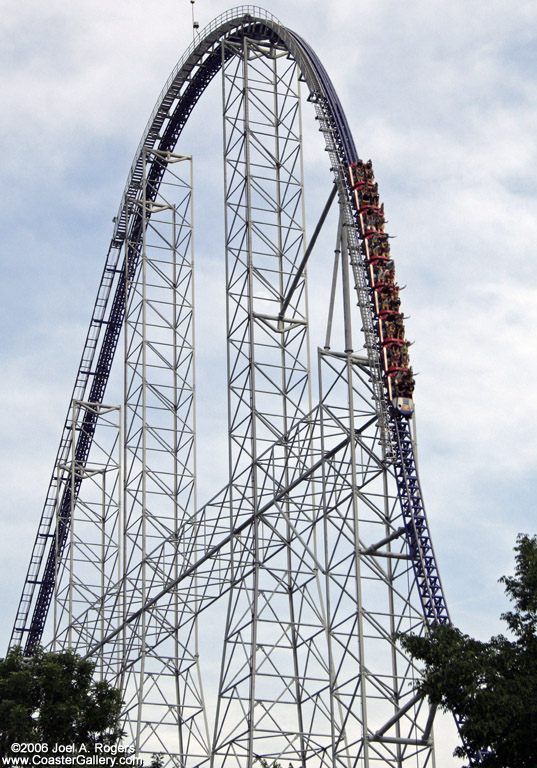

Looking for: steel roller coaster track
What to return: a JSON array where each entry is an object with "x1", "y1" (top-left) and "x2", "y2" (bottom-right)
[{"x1": 11, "y1": 6, "x2": 455, "y2": 765}]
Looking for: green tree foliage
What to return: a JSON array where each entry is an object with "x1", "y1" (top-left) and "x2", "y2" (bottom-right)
[
  {"x1": 399, "y1": 534, "x2": 537, "y2": 767},
  {"x1": 0, "y1": 647, "x2": 123, "y2": 756}
]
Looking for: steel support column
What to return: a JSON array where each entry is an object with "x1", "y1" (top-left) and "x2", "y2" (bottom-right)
[{"x1": 119, "y1": 149, "x2": 208, "y2": 763}]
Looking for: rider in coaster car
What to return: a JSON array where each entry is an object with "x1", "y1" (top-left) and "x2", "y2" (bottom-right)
[
  {"x1": 364, "y1": 159, "x2": 374, "y2": 183},
  {"x1": 384, "y1": 318, "x2": 396, "y2": 340},
  {"x1": 389, "y1": 346, "x2": 401, "y2": 368},
  {"x1": 395, "y1": 367, "x2": 415, "y2": 397},
  {"x1": 394, "y1": 316, "x2": 405, "y2": 340}
]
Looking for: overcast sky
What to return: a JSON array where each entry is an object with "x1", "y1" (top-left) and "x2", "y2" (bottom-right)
[{"x1": 1, "y1": 0, "x2": 537, "y2": 764}]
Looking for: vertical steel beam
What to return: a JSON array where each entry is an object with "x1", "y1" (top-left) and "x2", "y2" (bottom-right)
[
  {"x1": 119, "y1": 149, "x2": 208, "y2": 764},
  {"x1": 51, "y1": 400, "x2": 122, "y2": 672},
  {"x1": 215, "y1": 35, "x2": 314, "y2": 765}
]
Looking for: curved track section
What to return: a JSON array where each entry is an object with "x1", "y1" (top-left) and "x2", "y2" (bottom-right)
[{"x1": 11, "y1": 4, "x2": 448, "y2": 671}]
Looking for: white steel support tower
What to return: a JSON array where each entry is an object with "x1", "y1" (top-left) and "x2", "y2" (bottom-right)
[
  {"x1": 52, "y1": 400, "x2": 122, "y2": 667},
  {"x1": 11, "y1": 8, "x2": 452, "y2": 767},
  {"x1": 214, "y1": 36, "x2": 313, "y2": 763},
  {"x1": 120, "y1": 149, "x2": 208, "y2": 758}
]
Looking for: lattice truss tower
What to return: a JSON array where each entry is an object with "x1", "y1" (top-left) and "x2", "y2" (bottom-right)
[{"x1": 11, "y1": 8, "x2": 450, "y2": 768}]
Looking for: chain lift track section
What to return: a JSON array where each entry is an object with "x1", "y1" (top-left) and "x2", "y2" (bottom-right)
[{"x1": 10, "y1": 6, "x2": 448, "y2": 661}]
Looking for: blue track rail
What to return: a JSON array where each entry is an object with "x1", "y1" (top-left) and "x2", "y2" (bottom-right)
[
  {"x1": 392, "y1": 417, "x2": 449, "y2": 622},
  {"x1": 289, "y1": 28, "x2": 450, "y2": 625}
]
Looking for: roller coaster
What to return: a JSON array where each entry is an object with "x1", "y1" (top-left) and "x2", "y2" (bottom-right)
[{"x1": 10, "y1": 7, "x2": 453, "y2": 766}]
